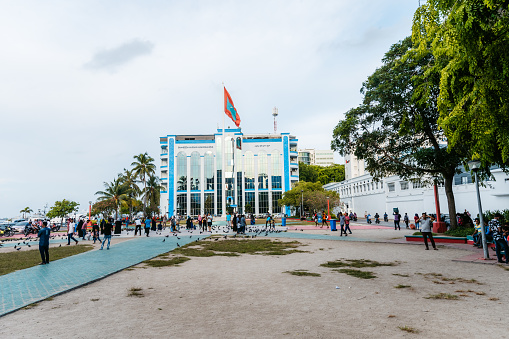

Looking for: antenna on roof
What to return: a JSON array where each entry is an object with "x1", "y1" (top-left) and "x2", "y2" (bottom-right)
[{"x1": 272, "y1": 107, "x2": 278, "y2": 134}]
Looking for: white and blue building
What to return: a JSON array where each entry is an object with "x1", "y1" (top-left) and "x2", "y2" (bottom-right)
[{"x1": 159, "y1": 128, "x2": 298, "y2": 217}]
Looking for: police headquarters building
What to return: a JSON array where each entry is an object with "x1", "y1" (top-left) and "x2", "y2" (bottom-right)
[{"x1": 159, "y1": 128, "x2": 299, "y2": 218}]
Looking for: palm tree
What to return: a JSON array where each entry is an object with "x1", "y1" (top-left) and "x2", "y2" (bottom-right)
[
  {"x1": 119, "y1": 168, "x2": 141, "y2": 220},
  {"x1": 144, "y1": 175, "x2": 165, "y2": 216},
  {"x1": 131, "y1": 152, "x2": 156, "y2": 217},
  {"x1": 20, "y1": 207, "x2": 32, "y2": 219},
  {"x1": 95, "y1": 176, "x2": 130, "y2": 220}
]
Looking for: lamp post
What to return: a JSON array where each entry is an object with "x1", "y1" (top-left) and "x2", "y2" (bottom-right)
[
  {"x1": 327, "y1": 196, "x2": 330, "y2": 220},
  {"x1": 468, "y1": 160, "x2": 489, "y2": 259},
  {"x1": 89, "y1": 201, "x2": 92, "y2": 221},
  {"x1": 300, "y1": 190, "x2": 304, "y2": 220}
]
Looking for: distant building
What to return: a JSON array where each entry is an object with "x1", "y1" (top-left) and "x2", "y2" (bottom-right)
[
  {"x1": 324, "y1": 153, "x2": 509, "y2": 219},
  {"x1": 159, "y1": 129, "x2": 299, "y2": 217},
  {"x1": 298, "y1": 149, "x2": 335, "y2": 167}
]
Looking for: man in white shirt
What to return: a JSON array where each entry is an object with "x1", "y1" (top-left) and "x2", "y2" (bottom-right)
[
  {"x1": 419, "y1": 213, "x2": 437, "y2": 250},
  {"x1": 67, "y1": 218, "x2": 79, "y2": 245},
  {"x1": 134, "y1": 218, "x2": 142, "y2": 236}
]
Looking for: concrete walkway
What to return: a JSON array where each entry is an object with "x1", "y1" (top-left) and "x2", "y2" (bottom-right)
[{"x1": 0, "y1": 235, "x2": 206, "y2": 317}]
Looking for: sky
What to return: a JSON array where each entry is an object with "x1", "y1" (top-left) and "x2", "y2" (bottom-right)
[{"x1": 0, "y1": 0, "x2": 420, "y2": 217}]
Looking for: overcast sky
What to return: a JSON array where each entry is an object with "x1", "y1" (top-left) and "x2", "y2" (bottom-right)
[{"x1": 0, "y1": 0, "x2": 420, "y2": 217}]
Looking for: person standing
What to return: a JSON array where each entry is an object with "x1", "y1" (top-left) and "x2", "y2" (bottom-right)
[
  {"x1": 240, "y1": 214, "x2": 246, "y2": 234},
  {"x1": 404, "y1": 213, "x2": 409, "y2": 229},
  {"x1": 383, "y1": 212, "x2": 388, "y2": 222},
  {"x1": 135, "y1": 218, "x2": 142, "y2": 236},
  {"x1": 414, "y1": 213, "x2": 420, "y2": 230},
  {"x1": 100, "y1": 218, "x2": 113, "y2": 250},
  {"x1": 207, "y1": 214, "x2": 213, "y2": 232},
  {"x1": 38, "y1": 221, "x2": 51, "y2": 265},
  {"x1": 67, "y1": 219, "x2": 79, "y2": 245},
  {"x1": 232, "y1": 213, "x2": 238, "y2": 233},
  {"x1": 144, "y1": 217, "x2": 151, "y2": 237},
  {"x1": 77, "y1": 219, "x2": 84, "y2": 238},
  {"x1": 420, "y1": 213, "x2": 437, "y2": 250},
  {"x1": 82, "y1": 220, "x2": 88, "y2": 240},
  {"x1": 314, "y1": 213, "x2": 319, "y2": 227},
  {"x1": 115, "y1": 219, "x2": 122, "y2": 234},
  {"x1": 198, "y1": 214, "x2": 203, "y2": 231},
  {"x1": 321, "y1": 211, "x2": 328, "y2": 228},
  {"x1": 151, "y1": 217, "x2": 157, "y2": 231},
  {"x1": 394, "y1": 212, "x2": 401, "y2": 230},
  {"x1": 489, "y1": 213, "x2": 509, "y2": 264},
  {"x1": 92, "y1": 221, "x2": 101, "y2": 244},
  {"x1": 226, "y1": 213, "x2": 231, "y2": 228}
]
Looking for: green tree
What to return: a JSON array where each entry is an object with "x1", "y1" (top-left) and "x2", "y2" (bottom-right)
[
  {"x1": 20, "y1": 207, "x2": 32, "y2": 219},
  {"x1": 412, "y1": 0, "x2": 509, "y2": 169},
  {"x1": 279, "y1": 181, "x2": 339, "y2": 216},
  {"x1": 299, "y1": 162, "x2": 345, "y2": 184},
  {"x1": 95, "y1": 176, "x2": 130, "y2": 220},
  {"x1": 46, "y1": 199, "x2": 80, "y2": 226},
  {"x1": 119, "y1": 168, "x2": 141, "y2": 220},
  {"x1": 144, "y1": 175, "x2": 164, "y2": 216},
  {"x1": 331, "y1": 37, "x2": 464, "y2": 228},
  {"x1": 131, "y1": 152, "x2": 156, "y2": 217},
  {"x1": 91, "y1": 199, "x2": 116, "y2": 217}
]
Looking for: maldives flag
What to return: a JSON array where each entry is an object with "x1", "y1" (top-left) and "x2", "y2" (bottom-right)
[{"x1": 224, "y1": 87, "x2": 241, "y2": 127}]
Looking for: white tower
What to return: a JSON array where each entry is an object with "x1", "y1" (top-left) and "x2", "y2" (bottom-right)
[{"x1": 272, "y1": 107, "x2": 278, "y2": 134}]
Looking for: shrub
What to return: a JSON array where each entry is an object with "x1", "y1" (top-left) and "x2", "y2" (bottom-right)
[{"x1": 444, "y1": 227, "x2": 474, "y2": 237}]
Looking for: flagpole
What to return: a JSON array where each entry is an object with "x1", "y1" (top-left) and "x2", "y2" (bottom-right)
[{"x1": 222, "y1": 82, "x2": 226, "y2": 217}]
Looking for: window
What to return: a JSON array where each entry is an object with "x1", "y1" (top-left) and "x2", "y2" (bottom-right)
[
  {"x1": 272, "y1": 191, "x2": 282, "y2": 214},
  {"x1": 461, "y1": 176, "x2": 468, "y2": 184},
  {"x1": 271, "y1": 151, "x2": 282, "y2": 189},
  {"x1": 177, "y1": 152, "x2": 187, "y2": 191},
  {"x1": 190, "y1": 193, "x2": 201, "y2": 216},
  {"x1": 412, "y1": 180, "x2": 422, "y2": 189},
  {"x1": 388, "y1": 183, "x2": 395, "y2": 192},
  {"x1": 176, "y1": 194, "x2": 187, "y2": 216},
  {"x1": 245, "y1": 192, "x2": 255, "y2": 214},
  {"x1": 237, "y1": 172, "x2": 243, "y2": 214},
  {"x1": 216, "y1": 137, "x2": 222, "y2": 170},
  {"x1": 205, "y1": 151, "x2": 214, "y2": 190},
  {"x1": 401, "y1": 181, "x2": 409, "y2": 190},
  {"x1": 190, "y1": 152, "x2": 200, "y2": 191},
  {"x1": 258, "y1": 152, "x2": 268, "y2": 189},
  {"x1": 245, "y1": 151, "x2": 255, "y2": 189},
  {"x1": 216, "y1": 170, "x2": 222, "y2": 215},
  {"x1": 259, "y1": 192, "x2": 269, "y2": 214},
  {"x1": 204, "y1": 193, "x2": 214, "y2": 215}
]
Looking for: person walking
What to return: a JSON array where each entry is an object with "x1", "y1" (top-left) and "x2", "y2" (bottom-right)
[
  {"x1": 240, "y1": 214, "x2": 246, "y2": 234},
  {"x1": 226, "y1": 213, "x2": 231, "y2": 228},
  {"x1": 81, "y1": 220, "x2": 88, "y2": 240},
  {"x1": 383, "y1": 212, "x2": 388, "y2": 222},
  {"x1": 77, "y1": 219, "x2": 84, "y2": 238},
  {"x1": 144, "y1": 217, "x2": 151, "y2": 237},
  {"x1": 151, "y1": 217, "x2": 157, "y2": 231},
  {"x1": 134, "y1": 218, "x2": 142, "y2": 236},
  {"x1": 314, "y1": 213, "x2": 319, "y2": 227},
  {"x1": 321, "y1": 211, "x2": 328, "y2": 228},
  {"x1": 207, "y1": 214, "x2": 213, "y2": 232},
  {"x1": 92, "y1": 221, "x2": 101, "y2": 244},
  {"x1": 339, "y1": 212, "x2": 347, "y2": 236},
  {"x1": 38, "y1": 221, "x2": 51, "y2": 265},
  {"x1": 420, "y1": 213, "x2": 437, "y2": 250},
  {"x1": 404, "y1": 213, "x2": 410, "y2": 229},
  {"x1": 344, "y1": 213, "x2": 351, "y2": 235},
  {"x1": 67, "y1": 219, "x2": 79, "y2": 245},
  {"x1": 100, "y1": 218, "x2": 113, "y2": 250}
]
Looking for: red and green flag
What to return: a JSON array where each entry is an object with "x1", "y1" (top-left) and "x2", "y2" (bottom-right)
[{"x1": 224, "y1": 87, "x2": 241, "y2": 127}]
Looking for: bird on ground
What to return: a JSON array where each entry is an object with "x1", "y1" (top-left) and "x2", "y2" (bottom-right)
[
  {"x1": 59, "y1": 244, "x2": 62, "y2": 247},
  {"x1": 223, "y1": 235, "x2": 227, "y2": 239},
  {"x1": 162, "y1": 239, "x2": 165, "y2": 242},
  {"x1": 214, "y1": 238, "x2": 219, "y2": 241},
  {"x1": 14, "y1": 245, "x2": 17, "y2": 249},
  {"x1": 177, "y1": 243, "x2": 180, "y2": 247},
  {"x1": 177, "y1": 237, "x2": 180, "y2": 240},
  {"x1": 16, "y1": 247, "x2": 21, "y2": 251},
  {"x1": 27, "y1": 244, "x2": 31, "y2": 247},
  {"x1": 165, "y1": 235, "x2": 169, "y2": 238}
]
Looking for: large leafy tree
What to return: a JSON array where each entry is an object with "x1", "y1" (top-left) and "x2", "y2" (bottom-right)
[
  {"x1": 46, "y1": 199, "x2": 80, "y2": 226},
  {"x1": 95, "y1": 176, "x2": 130, "y2": 220},
  {"x1": 279, "y1": 181, "x2": 339, "y2": 216},
  {"x1": 119, "y1": 168, "x2": 141, "y2": 220},
  {"x1": 331, "y1": 37, "x2": 465, "y2": 228},
  {"x1": 299, "y1": 162, "x2": 345, "y2": 184},
  {"x1": 131, "y1": 152, "x2": 156, "y2": 216},
  {"x1": 412, "y1": 0, "x2": 509, "y2": 169}
]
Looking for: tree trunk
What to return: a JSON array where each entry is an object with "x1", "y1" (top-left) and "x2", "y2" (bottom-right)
[{"x1": 443, "y1": 174, "x2": 458, "y2": 230}]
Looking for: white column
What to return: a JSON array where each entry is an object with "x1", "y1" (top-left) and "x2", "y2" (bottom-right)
[
  {"x1": 186, "y1": 155, "x2": 191, "y2": 216},
  {"x1": 200, "y1": 155, "x2": 205, "y2": 215}
]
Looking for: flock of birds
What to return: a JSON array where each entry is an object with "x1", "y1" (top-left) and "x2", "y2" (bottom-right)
[{"x1": 0, "y1": 225, "x2": 289, "y2": 251}]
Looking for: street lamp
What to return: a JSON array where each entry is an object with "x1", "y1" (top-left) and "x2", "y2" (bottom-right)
[
  {"x1": 300, "y1": 190, "x2": 304, "y2": 220},
  {"x1": 468, "y1": 160, "x2": 489, "y2": 259},
  {"x1": 89, "y1": 201, "x2": 92, "y2": 221}
]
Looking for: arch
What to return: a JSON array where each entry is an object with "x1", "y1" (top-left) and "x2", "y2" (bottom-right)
[
  {"x1": 258, "y1": 151, "x2": 268, "y2": 189},
  {"x1": 245, "y1": 151, "x2": 254, "y2": 189},
  {"x1": 204, "y1": 151, "x2": 214, "y2": 190}
]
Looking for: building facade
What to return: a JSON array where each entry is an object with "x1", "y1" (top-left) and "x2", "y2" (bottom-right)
[
  {"x1": 298, "y1": 149, "x2": 335, "y2": 167},
  {"x1": 325, "y1": 155, "x2": 509, "y2": 219},
  {"x1": 159, "y1": 129, "x2": 298, "y2": 217}
]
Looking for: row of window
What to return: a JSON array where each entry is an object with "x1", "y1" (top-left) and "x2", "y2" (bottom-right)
[{"x1": 175, "y1": 191, "x2": 282, "y2": 216}]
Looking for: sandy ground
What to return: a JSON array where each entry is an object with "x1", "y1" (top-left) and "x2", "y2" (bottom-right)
[{"x1": 0, "y1": 229, "x2": 508, "y2": 339}]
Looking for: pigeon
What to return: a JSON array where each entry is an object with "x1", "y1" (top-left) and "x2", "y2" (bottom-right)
[
  {"x1": 189, "y1": 235, "x2": 192, "y2": 238},
  {"x1": 14, "y1": 245, "x2": 17, "y2": 249},
  {"x1": 223, "y1": 235, "x2": 227, "y2": 239},
  {"x1": 165, "y1": 235, "x2": 169, "y2": 238},
  {"x1": 59, "y1": 244, "x2": 62, "y2": 247},
  {"x1": 27, "y1": 244, "x2": 31, "y2": 247},
  {"x1": 214, "y1": 238, "x2": 219, "y2": 241},
  {"x1": 177, "y1": 243, "x2": 180, "y2": 247},
  {"x1": 162, "y1": 239, "x2": 165, "y2": 242},
  {"x1": 16, "y1": 247, "x2": 21, "y2": 251},
  {"x1": 177, "y1": 237, "x2": 180, "y2": 240}
]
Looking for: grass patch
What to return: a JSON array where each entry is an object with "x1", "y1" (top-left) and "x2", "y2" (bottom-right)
[
  {"x1": 412, "y1": 232, "x2": 437, "y2": 236},
  {"x1": 173, "y1": 239, "x2": 305, "y2": 257},
  {"x1": 24, "y1": 302, "x2": 39, "y2": 310},
  {"x1": 284, "y1": 270, "x2": 321, "y2": 277},
  {"x1": 398, "y1": 326, "x2": 419, "y2": 333},
  {"x1": 425, "y1": 293, "x2": 459, "y2": 300},
  {"x1": 333, "y1": 268, "x2": 376, "y2": 279},
  {"x1": 423, "y1": 273, "x2": 482, "y2": 285},
  {"x1": 321, "y1": 259, "x2": 396, "y2": 269},
  {"x1": 124, "y1": 268, "x2": 135, "y2": 271},
  {"x1": 127, "y1": 287, "x2": 144, "y2": 297},
  {"x1": 498, "y1": 264, "x2": 509, "y2": 271},
  {"x1": 45, "y1": 296, "x2": 54, "y2": 301},
  {"x1": 489, "y1": 297, "x2": 499, "y2": 301},
  {"x1": 394, "y1": 284, "x2": 411, "y2": 289},
  {"x1": 444, "y1": 227, "x2": 474, "y2": 237},
  {"x1": 144, "y1": 256, "x2": 191, "y2": 267},
  {"x1": 392, "y1": 273, "x2": 410, "y2": 277},
  {"x1": 0, "y1": 245, "x2": 94, "y2": 276}
]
